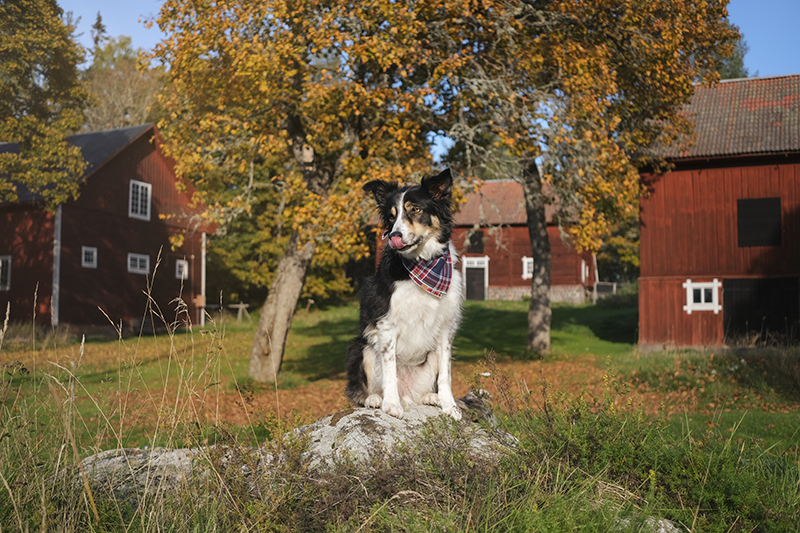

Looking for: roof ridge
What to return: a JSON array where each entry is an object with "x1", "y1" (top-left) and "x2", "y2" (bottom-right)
[{"x1": 717, "y1": 73, "x2": 800, "y2": 84}]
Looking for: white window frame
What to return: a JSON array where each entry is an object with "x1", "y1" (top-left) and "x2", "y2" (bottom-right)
[
  {"x1": 129, "y1": 180, "x2": 152, "y2": 221},
  {"x1": 176, "y1": 259, "x2": 189, "y2": 280},
  {"x1": 683, "y1": 278, "x2": 722, "y2": 315},
  {"x1": 462, "y1": 255, "x2": 490, "y2": 297},
  {"x1": 0, "y1": 255, "x2": 10, "y2": 291},
  {"x1": 522, "y1": 256, "x2": 534, "y2": 280},
  {"x1": 81, "y1": 246, "x2": 98, "y2": 269},
  {"x1": 127, "y1": 253, "x2": 150, "y2": 275}
]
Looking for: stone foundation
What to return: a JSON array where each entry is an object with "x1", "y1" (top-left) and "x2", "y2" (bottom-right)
[{"x1": 485, "y1": 285, "x2": 587, "y2": 304}]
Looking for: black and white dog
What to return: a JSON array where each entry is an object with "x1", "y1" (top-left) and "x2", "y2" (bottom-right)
[{"x1": 346, "y1": 168, "x2": 463, "y2": 420}]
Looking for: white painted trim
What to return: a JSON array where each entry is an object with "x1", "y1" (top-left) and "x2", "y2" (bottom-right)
[
  {"x1": 521, "y1": 256, "x2": 534, "y2": 280},
  {"x1": 200, "y1": 232, "x2": 207, "y2": 326},
  {"x1": 682, "y1": 278, "x2": 722, "y2": 314},
  {"x1": 127, "y1": 253, "x2": 150, "y2": 275},
  {"x1": 175, "y1": 258, "x2": 189, "y2": 280},
  {"x1": 128, "y1": 180, "x2": 152, "y2": 221},
  {"x1": 81, "y1": 246, "x2": 98, "y2": 269},
  {"x1": 462, "y1": 255, "x2": 490, "y2": 299},
  {"x1": 52, "y1": 205, "x2": 62, "y2": 326}
]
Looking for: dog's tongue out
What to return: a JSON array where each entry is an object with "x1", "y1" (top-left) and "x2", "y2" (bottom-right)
[{"x1": 390, "y1": 235, "x2": 405, "y2": 249}]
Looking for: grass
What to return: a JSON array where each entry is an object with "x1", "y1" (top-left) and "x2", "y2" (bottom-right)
[{"x1": 1, "y1": 293, "x2": 799, "y2": 531}]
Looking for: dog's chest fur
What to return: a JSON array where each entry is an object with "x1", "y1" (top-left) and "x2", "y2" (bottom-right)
[{"x1": 365, "y1": 271, "x2": 463, "y2": 366}]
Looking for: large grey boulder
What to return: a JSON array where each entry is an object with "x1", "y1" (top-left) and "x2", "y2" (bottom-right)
[
  {"x1": 73, "y1": 402, "x2": 513, "y2": 503},
  {"x1": 295, "y1": 404, "x2": 518, "y2": 469}
]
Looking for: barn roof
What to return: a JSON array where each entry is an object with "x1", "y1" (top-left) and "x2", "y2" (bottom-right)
[
  {"x1": 666, "y1": 74, "x2": 800, "y2": 160},
  {"x1": 0, "y1": 123, "x2": 153, "y2": 202},
  {"x1": 453, "y1": 179, "x2": 557, "y2": 226}
]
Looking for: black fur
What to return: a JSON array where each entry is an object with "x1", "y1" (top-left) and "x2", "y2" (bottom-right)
[{"x1": 346, "y1": 168, "x2": 456, "y2": 406}]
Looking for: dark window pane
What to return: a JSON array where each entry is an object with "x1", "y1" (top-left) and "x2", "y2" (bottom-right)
[
  {"x1": 693, "y1": 288, "x2": 702, "y2": 303},
  {"x1": 467, "y1": 231, "x2": 484, "y2": 253},
  {"x1": 704, "y1": 288, "x2": 713, "y2": 303},
  {"x1": 738, "y1": 197, "x2": 781, "y2": 247}
]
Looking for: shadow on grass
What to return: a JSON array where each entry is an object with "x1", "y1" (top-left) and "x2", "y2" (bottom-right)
[
  {"x1": 278, "y1": 300, "x2": 641, "y2": 376},
  {"x1": 552, "y1": 305, "x2": 639, "y2": 345}
]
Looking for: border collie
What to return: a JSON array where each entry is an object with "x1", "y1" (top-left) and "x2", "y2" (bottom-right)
[{"x1": 346, "y1": 168, "x2": 463, "y2": 420}]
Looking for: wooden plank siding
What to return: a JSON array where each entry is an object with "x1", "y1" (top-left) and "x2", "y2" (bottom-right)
[
  {"x1": 452, "y1": 225, "x2": 593, "y2": 290},
  {"x1": 639, "y1": 159, "x2": 800, "y2": 347},
  {"x1": 59, "y1": 132, "x2": 206, "y2": 327},
  {"x1": 0, "y1": 206, "x2": 55, "y2": 322},
  {"x1": 0, "y1": 125, "x2": 210, "y2": 330}
]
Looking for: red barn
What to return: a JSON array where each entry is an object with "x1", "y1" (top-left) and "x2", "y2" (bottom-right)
[
  {"x1": 0, "y1": 124, "x2": 211, "y2": 331},
  {"x1": 451, "y1": 180, "x2": 594, "y2": 302},
  {"x1": 639, "y1": 74, "x2": 800, "y2": 349}
]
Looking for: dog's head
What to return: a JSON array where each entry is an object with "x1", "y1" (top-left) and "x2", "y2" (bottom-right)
[{"x1": 364, "y1": 168, "x2": 454, "y2": 260}]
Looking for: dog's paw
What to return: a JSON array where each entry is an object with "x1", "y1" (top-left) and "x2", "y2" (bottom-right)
[
  {"x1": 441, "y1": 404, "x2": 462, "y2": 421},
  {"x1": 382, "y1": 400, "x2": 404, "y2": 419},
  {"x1": 364, "y1": 394, "x2": 382, "y2": 409},
  {"x1": 420, "y1": 392, "x2": 439, "y2": 406}
]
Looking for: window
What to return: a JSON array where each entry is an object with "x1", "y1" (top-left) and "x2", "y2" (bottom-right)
[
  {"x1": 176, "y1": 259, "x2": 189, "y2": 280},
  {"x1": 467, "y1": 230, "x2": 485, "y2": 253},
  {"x1": 683, "y1": 278, "x2": 721, "y2": 314},
  {"x1": 521, "y1": 256, "x2": 534, "y2": 280},
  {"x1": 0, "y1": 255, "x2": 10, "y2": 291},
  {"x1": 129, "y1": 180, "x2": 152, "y2": 221},
  {"x1": 81, "y1": 246, "x2": 98, "y2": 269},
  {"x1": 738, "y1": 197, "x2": 781, "y2": 247},
  {"x1": 127, "y1": 253, "x2": 150, "y2": 275}
]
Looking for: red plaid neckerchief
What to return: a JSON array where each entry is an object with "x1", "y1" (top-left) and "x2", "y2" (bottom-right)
[{"x1": 401, "y1": 247, "x2": 452, "y2": 298}]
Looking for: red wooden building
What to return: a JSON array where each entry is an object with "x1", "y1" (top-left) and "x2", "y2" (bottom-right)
[
  {"x1": 639, "y1": 74, "x2": 800, "y2": 349},
  {"x1": 452, "y1": 180, "x2": 594, "y2": 302},
  {"x1": 0, "y1": 124, "x2": 211, "y2": 331}
]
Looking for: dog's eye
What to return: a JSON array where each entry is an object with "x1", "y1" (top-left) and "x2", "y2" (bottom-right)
[{"x1": 409, "y1": 207, "x2": 421, "y2": 215}]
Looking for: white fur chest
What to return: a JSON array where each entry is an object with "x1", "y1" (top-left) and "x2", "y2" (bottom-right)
[{"x1": 382, "y1": 268, "x2": 463, "y2": 365}]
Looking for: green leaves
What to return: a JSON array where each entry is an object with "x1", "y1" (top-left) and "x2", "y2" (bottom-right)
[{"x1": 0, "y1": 0, "x2": 89, "y2": 207}]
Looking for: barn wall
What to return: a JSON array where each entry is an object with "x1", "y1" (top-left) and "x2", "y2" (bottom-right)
[
  {"x1": 59, "y1": 132, "x2": 205, "y2": 328},
  {"x1": 638, "y1": 277, "x2": 724, "y2": 348},
  {"x1": 641, "y1": 161, "x2": 800, "y2": 278},
  {"x1": 453, "y1": 224, "x2": 594, "y2": 298},
  {"x1": 0, "y1": 206, "x2": 54, "y2": 324},
  {"x1": 639, "y1": 159, "x2": 800, "y2": 347}
]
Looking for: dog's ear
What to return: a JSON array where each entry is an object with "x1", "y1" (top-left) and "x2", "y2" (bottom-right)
[
  {"x1": 363, "y1": 180, "x2": 397, "y2": 207},
  {"x1": 421, "y1": 168, "x2": 453, "y2": 201}
]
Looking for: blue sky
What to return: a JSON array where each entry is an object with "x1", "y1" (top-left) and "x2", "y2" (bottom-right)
[{"x1": 58, "y1": 0, "x2": 800, "y2": 78}]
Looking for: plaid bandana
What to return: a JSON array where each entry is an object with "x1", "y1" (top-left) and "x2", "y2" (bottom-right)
[{"x1": 401, "y1": 247, "x2": 452, "y2": 298}]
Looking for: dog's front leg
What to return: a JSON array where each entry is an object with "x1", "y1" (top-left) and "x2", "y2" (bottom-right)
[
  {"x1": 436, "y1": 336, "x2": 461, "y2": 420},
  {"x1": 376, "y1": 320, "x2": 403, "y2": 419}
]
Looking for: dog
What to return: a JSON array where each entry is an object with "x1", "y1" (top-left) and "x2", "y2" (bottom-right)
[{"x1": 346, "y1": 168, "x2": 463, "y2": 420}]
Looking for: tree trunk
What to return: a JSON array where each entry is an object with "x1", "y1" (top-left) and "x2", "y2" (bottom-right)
[
  {"x1": 520, "y1": 162, "x2": 552, "y2": 355},
  {"x1": 248, "y1": 231, "x2": 317, "y2": 382}
]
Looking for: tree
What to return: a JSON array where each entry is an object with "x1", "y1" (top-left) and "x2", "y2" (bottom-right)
[
  {"x1": 149, "y1": 0, "x2": 468, "y2": 382},
  {"x1": 0, "y1": 0, "x2": 89, "y2": 206},
  {"x1": 427, "y1": 0, "x2": 735, "y2": 353},
  {"x1": 716, "y1": 22, "x2": 751, "y2": 80},
  {"x1": 81, "y1": 13, "x2": 162, "y2": 132}
]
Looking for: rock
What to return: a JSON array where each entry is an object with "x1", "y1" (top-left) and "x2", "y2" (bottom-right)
[
  {"x1": 295, "y1": 404, "x2": 518, "y2": 470},
  {"x1": 73, "y1": 401, "x2": 514, "y2": 503},
  {"x1": 75, "y1": 445, "x2": 273, "y2": 505}
]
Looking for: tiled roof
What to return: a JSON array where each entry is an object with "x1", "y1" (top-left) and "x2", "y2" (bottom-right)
[
  {"x1": 1, "y1": 124, "x2": 153, "y2": 202},
  {"x1": 453, "y1": 179, "x2": 556, "y2": 226},
  {"x1": 666, "y1": 74, "x2": 800, "y2": 159}
]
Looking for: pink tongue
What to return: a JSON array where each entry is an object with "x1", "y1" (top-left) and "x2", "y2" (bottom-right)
[{"x1": 390, "y1": 236, "x2": 405, "y2": 249}]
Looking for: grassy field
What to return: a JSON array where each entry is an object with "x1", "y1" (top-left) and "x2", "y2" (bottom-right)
[{"x1": 1, "y1": 297, "x2": 799, "y2": 531}]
